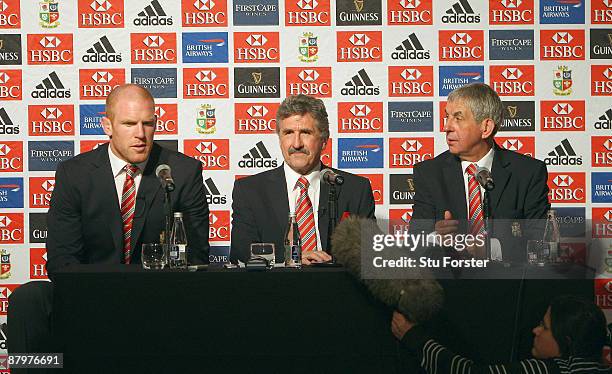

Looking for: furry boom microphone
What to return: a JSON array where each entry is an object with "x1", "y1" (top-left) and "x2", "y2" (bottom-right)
[{"x1": 332, "y1": 217, "x2": 444, "y2": 324}]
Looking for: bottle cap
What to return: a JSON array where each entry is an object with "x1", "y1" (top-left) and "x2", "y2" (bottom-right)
[{"x1": 173, "y1": 212, "x2": 183, "y2": 218}]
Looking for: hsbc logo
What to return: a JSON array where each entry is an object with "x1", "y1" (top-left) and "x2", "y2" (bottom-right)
[
  {"x1": 39, "y1": 36, "x2": 60, "y2": 48},
  {"x1": 209, "y1": 210, "x2": 230, "y2": 241},
  {"x1": 153, "y1": 104, "x2": 177, "y2": 134},
  {"x1": 592, "y1": 136, "x2": 612, "y2": 167},
  {"x1": 553, "y1": 174, "x2": 573, "y2": 187},
  {"x1": 388, "y1": 0, "x2": 432, "y2": 25},
  {"x1": 0, "y1": 213, "x2": 23, "y2": 243},
  {"x1": 338, "y1": 102, "x2": 383, "y2": 133},
  {"x1": 541, "y1": 29, "x2": 585, "y2": 60},
  {"x1": 389, "y1": 137, "x2": 434, "y2": 167},
  {"x1": 389, "y1": 66, "x2": 433, "y2": 97},
  {"x1": 29, "y1": 177, "x2": 55, "y2": 208},
  {"x1": 235, "y1": 102, "x2": 278, "y2": 134},
  {"x1": 286, "y1": 67, "x2": 331, "y2": 98},
  {"x1": 0, "y1": 141, "x2": 22, "y2": 172},
  {"x1": 28, "y1": 104, "x2": 75, "y2": 136},
  {"x1": 496, "y1": 136, "x2": 535, "y2": 157},
  {"x1": 0, "y1": 69, "x2": 21, "y2": 100},
  {"x1": 541, "y1": 100, "x2": 585, "y2": 131},
  {"x1": 184, "y1": 67, "x2": 229, "y2": 98},
  {"x1": 490, "y1": 0, "x2": 533, "y2": 24},
  {"x1": 182, "y1": 0, "x2": 227, "y2": 26},
  {"x1": 440, "y1": 30, "x2": 483, "y2": 61},
  {"x1": 131, "y1": 33, "x2": 177, "y2": 64},
  {"x1": 234, "y1": 32, "x2": 279, "y2": 63},
  {"x1": 389, "y1": 208, "x2": 413, "y2": 232},
  {"x1": 592, "y1": 65, "x2": 612, "y2": 96},
  {"x1": 285, "y1": 0, "x2": 330, "y2": 26},
  {"x1": 184, "y1": 139, "x2": 229, "y2": 170},
  {"x1": 548, "y1": 172, "x2": 585, "y2": 203},
  {"x1": 490, "y1": 65, "x2": 534, "y2": 96},
  {"x1": 592, "y1": 0, "x2": 612, "y2": 24},
  {"x1": 79, "y1": 68, "x2": 125, "y2": 100},
  {"x1": 27, "y1": 34, "x2": 73, "y2": 65},
  {"x1": 337, "y1": 31, "x2": 382, "y2": 62},
  {"x1": 79, "y1": 0, "x2": 124, "y2": 27},
  {"x1": 593, "y1": 208, "x2": 612, "y2": 238},
  {"x1": 0, "y1": 0, "x2": 20, "y2": 28}
]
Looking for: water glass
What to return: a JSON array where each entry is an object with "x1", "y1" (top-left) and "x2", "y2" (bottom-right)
[{"x1": 142, "y1": 243, "x2": 166, "y2": 270}]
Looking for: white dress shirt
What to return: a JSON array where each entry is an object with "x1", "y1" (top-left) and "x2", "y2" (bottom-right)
[
  {"x1": 108, "y1": 146, "x2": 148, "y2": 205},
  {"x1": 460, "y1": 146, "x2": 494, "y2": 203},
  {"x1": 284, "y1": 162, "x2": 323, "y2": 251}
]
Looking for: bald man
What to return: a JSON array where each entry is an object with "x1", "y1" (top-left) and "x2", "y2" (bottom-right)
[{"x1": 8, "y1": 84, "x2": 210, "y2": 359}]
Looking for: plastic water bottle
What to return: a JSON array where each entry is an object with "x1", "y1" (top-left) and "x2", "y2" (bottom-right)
[
  {"x1": 284, "y1": 213, "x2": 302, "y2": 268},
  {"x1": 169, "y1": 212, "x2": 188, "y2": 269}
]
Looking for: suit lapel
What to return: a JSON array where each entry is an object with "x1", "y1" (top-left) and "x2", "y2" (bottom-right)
[
  {"x1": 267, "y1": 166, "x2": 290, "y2": 236},
  {"x1": 130, "y1": 145, "x2": 163, "y2": 255},
  {"x1": 91, "y1": 144, "x2": 124, "y2": 254},
  {"x1": 489, "y1": 148, "x2": 511, "y2": 218},
  {"x1": 443, "y1": 155, "x2": 468, "y2": 222}
]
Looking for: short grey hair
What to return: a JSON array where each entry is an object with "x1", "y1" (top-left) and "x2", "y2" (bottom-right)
[
  {"x1": 447, "y1": 83, "x2": 503, "y2": 137},
  {"x1": 276, "y1": 95, "x2": 329, "y2": 140}
]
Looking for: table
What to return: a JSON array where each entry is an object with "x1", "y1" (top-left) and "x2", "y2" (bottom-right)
[{"x1": 52, "y1": 265, "x2": 593, "y2": 373}]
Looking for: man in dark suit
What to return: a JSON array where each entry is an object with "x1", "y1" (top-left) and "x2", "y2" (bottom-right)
[
  {"x1": 8, "y1": 84, "x2": 210, "y2": 362},
  {"x1": 410, "y1": 83, "x2": 549, "y2": 262},
  {"x1": 231, "y1": 95, "x2": 375, "y2": 265}
]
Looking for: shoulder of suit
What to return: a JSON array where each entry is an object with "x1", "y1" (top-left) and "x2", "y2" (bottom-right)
[
  {"x1": 58, "y1": 143, "x2": 105, "y2": 171},
  {"x1": 234, "y1": 166, "x2": 280, "y2": 188},
  {"x1": 414, "y1": 150, "x2": 453, "y2": 171},
  {"x1": 497, "y1": 147, "x2": 546, "y2": 169}
]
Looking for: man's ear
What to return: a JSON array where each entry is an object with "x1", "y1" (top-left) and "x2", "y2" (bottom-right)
[
  {"x1": 101, "y1": 116, "x2": 112, "y2": 137},
  {"x1": 481, "y1": 118, "x2": 495, "y2": 139}
]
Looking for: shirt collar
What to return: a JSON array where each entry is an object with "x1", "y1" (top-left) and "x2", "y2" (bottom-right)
[
  {"x1": 284, "y1": 162, "x2": 322, "y2": 191},
  {"x1": 108, "y1": 145, "x2": 148, "y2": 178},
  {"x1": 461, "y1": 146, "x2": 494, "y2": 174}
]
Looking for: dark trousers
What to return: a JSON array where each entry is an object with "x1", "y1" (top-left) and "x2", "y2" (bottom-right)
[{"x1": 7, "y1": 281, "x2": 54, "y2": 374}]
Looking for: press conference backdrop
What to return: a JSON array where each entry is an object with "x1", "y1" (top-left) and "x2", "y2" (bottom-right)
[{"x1": 0, "y1": 0, "x2": 611, "y2": 353}]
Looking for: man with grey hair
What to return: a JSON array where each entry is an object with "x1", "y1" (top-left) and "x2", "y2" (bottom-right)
[
  {"x1": 410, "y1": 83, "x2": 549, "y2": 262},
  {"x1": 231, "y1": 94, "x2": 375, "y2": 265}
]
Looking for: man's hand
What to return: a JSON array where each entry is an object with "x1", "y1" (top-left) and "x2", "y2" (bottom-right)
[
  {"x1": 302, "y1": 250, "x2": 332, "y2": 265},
  {"x1": 434, "y1": 210, "x2": 459, "y2": 235},
  {"x1": 391, "y1": 311, "x2": 415, "y2": 340}
]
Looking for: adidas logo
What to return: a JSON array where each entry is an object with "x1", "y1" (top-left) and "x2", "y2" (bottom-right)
[
  {"x1": 0, "y1": 108, "x2": 18, "y2": 135},
  {"x1": 134, "y1": 0, "x2": 173, "y2": 26},
  {"x1": 82, "y1": 36, "x2": 122, "y2": 63},
  {"x1": 594, "y1": 108, "x2": 612, "y2": 130},
  {"x1": 204, "y1": 177, "x2": 227, "y2": 205},
  {"x1": 31, "y1": 71, "x2": 71, "y2": 99},
  {"x1": 341, "y1": 69, "x2": 380, "y2": 96},
  {"x1": 238, "y1": 141, "x2": 278, "y2": 168},
  {"x1": 544, "y1": 139, "x2": 582, "y2": 166},
  {"x1": 442, "y1": 0, "x2": 481, "y2": 23},
  {"x1": 391, "y1": 33, "x2": 430, "y2": 60}
]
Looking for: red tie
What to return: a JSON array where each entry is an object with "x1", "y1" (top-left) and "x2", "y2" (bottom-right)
[
  {"x1": 121, "y1": 164, "x2": 139, "y2": 264},
  {"x1": 295, "y1": 177, "x2": 317, "y2": 253},
  {"x1": 466, "y1": 164, "x2": 485, "y2": 236}
]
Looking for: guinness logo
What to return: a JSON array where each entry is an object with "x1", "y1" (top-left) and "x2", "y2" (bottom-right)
[
  {"x1": 252, "y1": 72, "x2": 262, "y2": 84},
  {"x1": 406, "y1": 178, "x2": 415, "y2": 190},
  {"x1": 354, "y1": 0, "x2": 364, "y2": 12},
  {"x1": 507, "y1": 106, "x2": 518, "y2": 118}
]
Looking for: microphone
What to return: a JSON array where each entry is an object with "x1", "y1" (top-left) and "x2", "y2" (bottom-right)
[
  {"x1": 475, "y1": 166, "x2": 495, "y2": 191},
  {"x1": 321, "y1": 168, "x2": 345, "y2": 185},
  {"x1": 332, "y1": 217, "x2": 444, "y2": 324},
  {"x1": 155, "y1": 164, "x2": 175, "y2": 192}
]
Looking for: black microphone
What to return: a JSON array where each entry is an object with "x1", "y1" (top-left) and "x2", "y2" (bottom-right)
[
  {"x1": 155, "y1": 164, "x2": 175, "y2": 192},
  {"x1": 476, "y1": 166, "x2": 495, "y2": 191},
  {"x1": 321, "y1": 168, "x2": 345, "y2": 185}
]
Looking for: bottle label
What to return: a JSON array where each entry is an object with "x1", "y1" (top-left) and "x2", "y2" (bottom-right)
[
  {"x1": 170, "y1": 245, "x2": 179, "y2": 260},
  {"x1": 291, "y1": 245, "x2": 301, "y2": 263}
]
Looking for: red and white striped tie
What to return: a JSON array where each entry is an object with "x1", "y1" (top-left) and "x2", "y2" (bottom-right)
[
  {"x1": 295, "y1": 177, "x2": 317, "y2": 253},
  {"x1": 466, "y1": 163, "x2": 485, "y2": 236},
  {"x1": 121, "y1": 164, "x2": 139, "y2": 264}
]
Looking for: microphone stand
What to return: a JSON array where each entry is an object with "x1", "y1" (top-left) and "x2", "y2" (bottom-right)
[
  {"x1": 327, "y1": 183, "x2": 338, "y2": 263},
  {"x1": 482, "y1": 190, "x2": 491, "y2": 260}
]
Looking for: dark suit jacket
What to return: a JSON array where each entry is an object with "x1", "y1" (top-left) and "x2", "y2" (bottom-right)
[
  {"x1": 230, "y1": 164, "x2": 376, "y2": 263},
  {"x1": 46, "y1": 143, "x2": 210, "y2": 277},
  {"x1": 410, "y1": 146, "x2": 550, "y2": 262}
]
